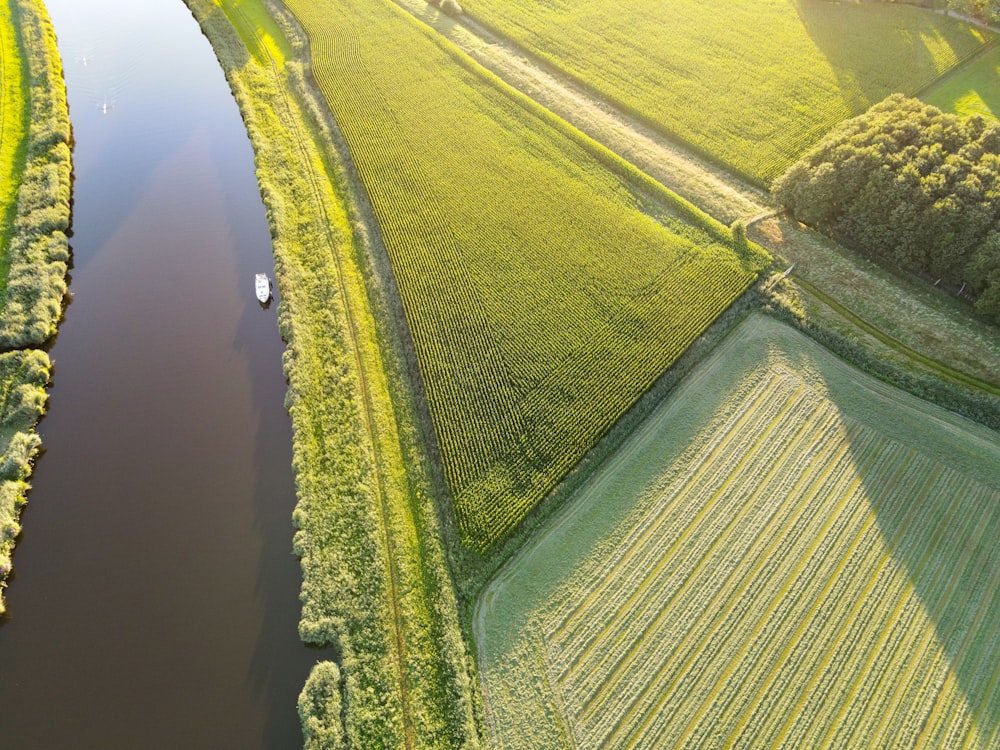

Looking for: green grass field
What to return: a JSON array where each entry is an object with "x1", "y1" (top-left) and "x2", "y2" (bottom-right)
[
  {"x1": 282, "y1": 0, "x2": 767, "y2": 551},
  {"x1": 475, "y1": 314, "x2": 1000, "y2": 749},
  {"x1": 0, "y1": 0, "x2": 29, "y2": 289},
  {"x1": 458, "y1": 0, "x2": 990, "y2": 184},
  {"x1": 925, "y1": 45, "x2": 1000, "y2": 119}
]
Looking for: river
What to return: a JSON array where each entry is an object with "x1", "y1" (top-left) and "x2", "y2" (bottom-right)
[{"x1": 0, "y1": 1, "x2": 316, "y2": 747}]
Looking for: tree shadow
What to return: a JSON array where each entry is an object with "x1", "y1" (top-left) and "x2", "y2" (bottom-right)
[
  {"x1": 816, "y1": 355, "x2": 1000, "y2": 745},
  {"x1": 794, "y1": 0, "x2": 988, "y2": 115}
]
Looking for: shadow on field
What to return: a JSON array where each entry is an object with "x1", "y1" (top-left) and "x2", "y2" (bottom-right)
[
  {"x1": 795, "y1": 0, "x2": 983, "y2": 114},
  {"x1": 825, "y1": 383, "x2": 1000, "y2": 743}
]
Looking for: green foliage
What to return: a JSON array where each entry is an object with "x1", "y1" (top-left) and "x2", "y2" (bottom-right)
[
  {"x1": 476, "y1": 315, "x2": 1000, "y2": 748},
  {"x1": 0, "y1": 348, "x2": 50, "y2": 614},
  {"x1": 283, "y1": 0, "x2": 766, "y2": 551},
  {"x1": 774, "y1": 94, "x2": 1000, "y2": 322},
  {"x1": 0, "y1": 0, "x2": 71, "y2": 348},
  {"x1": 299, "y1": 662, "x2": 346, "y2": 750},
  {"x1": 458, "y1": 0, "x2": 990, "y2": 185},
  {"x1": 187, "y1": 1, "x2": 481, "y2": 747},
  {"x1": 949, "y1": 0, "x2": 1000, "y2": 23}
]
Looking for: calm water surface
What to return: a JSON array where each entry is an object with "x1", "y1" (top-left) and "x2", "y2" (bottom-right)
[{"x1": 0, "y1": 1, "x2": 316, "y2": 746}]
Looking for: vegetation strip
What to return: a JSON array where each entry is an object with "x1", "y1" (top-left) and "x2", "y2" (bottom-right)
[
  {"x1": 0, "y1": 0, "x2": 69, "y2": 349},
  {"x1": 0, "y1": 0, "x2": 68, "y2": 613},
  {"x1": 475, "y1": 314, "x2": 1000, "y2": 749},
  {"x1": 0, "y1": 349, "x2": 50, "y2": 612},
  {"x1": 185, "y1": 1, "x2": 479, "y2": 746},
  {"x1": 791, "y1": 273, "x2": 1000, "y2": 395}
]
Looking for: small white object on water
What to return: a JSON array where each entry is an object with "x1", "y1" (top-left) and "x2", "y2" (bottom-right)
[{"x1": 255, "y1": 273, "x2": 271, "y2": 303}]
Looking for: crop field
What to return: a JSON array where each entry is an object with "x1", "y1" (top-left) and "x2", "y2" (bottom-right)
[
  {"x1": 925, "y1": 46, "x2": 1000, "y2": 120},
  {"x1": 0, "y1": 0, "x2": 27, "y2": 272},
  {"x1": 282, "y1": 0, "x2": 767, "y2": 549},
  {"x1": 457, "y1": 0, "x2": 990, "y2": 184},
  {"x1": 475, "y1": 315, "x2": 1000, "y2": 749}
]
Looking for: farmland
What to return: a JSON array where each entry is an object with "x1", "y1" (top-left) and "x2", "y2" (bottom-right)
[
  {"x1": 476, "y1": 315, "x2": 1000, "y2": 749},
  {"x1": 925, "y1": 45, "x2": 1000, "y2": 119},
  {"x1": 457, "y1": 0, "x2": 991, "y2": 184},
  {"x1": 281, "y1": 0, "x2": 767, "y2": 551}
]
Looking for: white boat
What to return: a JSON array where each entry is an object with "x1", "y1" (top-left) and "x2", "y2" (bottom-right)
[{"x1": 255, "y1": 273, "x2": 271, "y2": 303}]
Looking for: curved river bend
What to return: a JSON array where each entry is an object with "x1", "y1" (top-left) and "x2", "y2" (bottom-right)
[{"x1": 0, "y1": 1, "x2": 316, "y2": 747}]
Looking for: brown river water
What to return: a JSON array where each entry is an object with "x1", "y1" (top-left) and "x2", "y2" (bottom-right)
[{"x1": 0, "y1": 1, "x2": 320, "y2": 746}]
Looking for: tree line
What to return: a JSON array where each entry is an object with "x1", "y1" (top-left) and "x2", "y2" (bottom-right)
[{"x1": 774, "y1": 94, "x2": 1000, "y2": 322}]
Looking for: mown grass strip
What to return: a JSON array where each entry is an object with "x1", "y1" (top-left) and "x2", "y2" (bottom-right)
[
  {"x1": 185, "y1": 1, "x2": 480, "y2": 747},
  {"x1": 476, "y1": 315, "x2": 1000, "y2": 749},
  {"x1": 793, "y1": 273, "x2": 1000, "y2": 396},
  {"x1": 0, "y1": 0, "x2": 29, "y2": 289}
]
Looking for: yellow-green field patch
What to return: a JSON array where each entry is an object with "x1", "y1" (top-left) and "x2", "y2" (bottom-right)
[
  {"x1": 283, "y1": 0, "x2": 766, "y2": 550},
  {"x1": 475, "y1": 315, "x2": 1000, "y2": 749},
  {"x1": 459, "y1": 0, "x2": 991, "y2": 183},
  {"x1": 925, "y1": 45, "x2": 1000, "y2": 120},
  {"x1": 0, "y1": 0, "x2": 28, "y2": 278}
]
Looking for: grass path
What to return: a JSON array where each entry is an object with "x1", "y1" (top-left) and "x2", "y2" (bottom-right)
[{"x1": 387, "y1": 0, "x2": 1000, "y2": 399}]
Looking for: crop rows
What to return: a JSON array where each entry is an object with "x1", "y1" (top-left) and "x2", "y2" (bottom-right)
[
  {"x1": 284, "y1": 0, "x2": 764, "y2": 548},
  {"x1": 459, "y1": 0, "x2": 992, "y2": 184},
  {"x1": 537, "y1": 367, "x2": 1000, "y2": 749}
]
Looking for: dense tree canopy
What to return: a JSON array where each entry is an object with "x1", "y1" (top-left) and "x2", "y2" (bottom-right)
[
  {"x1": 774, "y1": 94, "x2": 1000, "y2": 321},
  {"x1": 948, "y1": 0, "x2": 1000, "y2": 24}
]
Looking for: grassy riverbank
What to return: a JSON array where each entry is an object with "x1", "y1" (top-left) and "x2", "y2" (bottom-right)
[
  {"x1": 0, "y1": 0, "x2": 69, "y2": 613},
  {"x1": 0, "y1": 0, "x2": 70, "y2": 349},
  {"x1": 0, "y1": 348, "x2": 49, "y2": 613},
  {"x1": 185, "y1": 0, "x2": 479, "y2": 746}
]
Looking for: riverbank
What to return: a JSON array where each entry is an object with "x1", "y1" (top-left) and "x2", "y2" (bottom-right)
[
  {"x1": 184, "y1": 0, "x2": 480, "y2": 746},
  {"x1": 1, "y1": 0, "x2": 70, "y2": 349},
  {"x1": 0, "y1": 0, "x2": 69, "y2": 614}
]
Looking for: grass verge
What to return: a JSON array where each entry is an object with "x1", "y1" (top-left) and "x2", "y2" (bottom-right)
[
  {"x1": 0, "y1": 0, "x2": 70, "y2": 349},
  {"x1": 185, "y1": 0, "x2": 480, "y2": 746}
]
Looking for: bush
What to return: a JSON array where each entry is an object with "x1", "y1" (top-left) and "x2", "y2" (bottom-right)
[{"x1": 298, "y1": 662, "x2": 346, "y2": 750}]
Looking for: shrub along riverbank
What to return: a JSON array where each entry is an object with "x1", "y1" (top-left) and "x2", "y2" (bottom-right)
[
  {"x1": 185, "y1": 0, "x2": 480, "y2": 746},
  {"x1": 0, "y1": 0, "x2": 69, "y2": 614}
]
